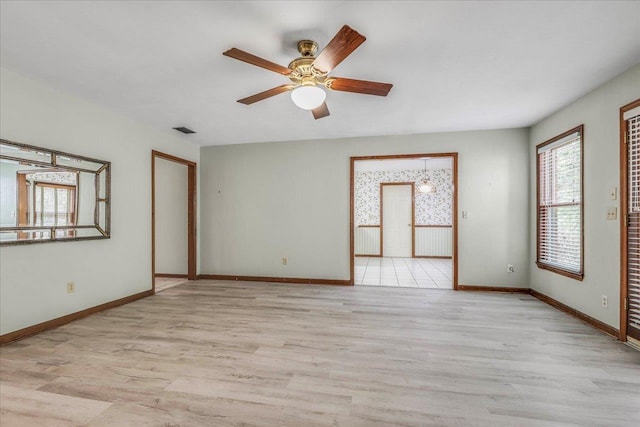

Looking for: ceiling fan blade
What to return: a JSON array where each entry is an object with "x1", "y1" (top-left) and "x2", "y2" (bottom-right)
[
  {"x1": 312, "y1": 102, "x2": 330, "y2": 120},
  {"x1": 237, "y1": 84, "x2": 293, "y2": 105},
  {"x1": 326, "y1": 77, "x2": 393, "y2": 96},
  {"x1": 223, "y1": 48, "x2": 292, "y2": 75},
  {"x1": 312, "y1": 25, "x2": 366, "y2": 73}
]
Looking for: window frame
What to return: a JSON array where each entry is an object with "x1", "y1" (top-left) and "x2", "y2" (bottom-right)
[
  {"x1": 536, "y1": 124, "x2": 584, "y2": 281},
  {"x1": 32, "y1": 181, "x2": 77, "y2": 227}
]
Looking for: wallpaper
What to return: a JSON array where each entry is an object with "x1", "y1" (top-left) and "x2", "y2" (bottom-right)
[
  {"x1": 26, "y1": 171, "x2": 77, "y2": 185},
  {"x1": 355, "y1": 168, "x2": 452, "y2": 226}
]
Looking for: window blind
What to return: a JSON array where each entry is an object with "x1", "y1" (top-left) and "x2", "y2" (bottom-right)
[
  {"x1": 627, "y1": 112, "x2": 640, "y2": 333},
  {"x1": 537, "y1": 130, "x2": 582, "y2": 276},
  {"x1": 34, "y1": 183, "x2": 76, "y2": 226}
]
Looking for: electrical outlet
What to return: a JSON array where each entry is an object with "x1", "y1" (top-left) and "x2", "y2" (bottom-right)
[
  {"x1": 67, "y1": 282, "x2": 75, "y2": 293},
  {"x1": 607, "y1": 207, "x2": 617, "y2": 220},
  {"x1": 601, "y1": 295, "x2": 608, "y2": 308},
  {"x1": 507, "y1": 264, "x2": 514, "y2": 273},
  {"x1": 282, "y1": 257, "x2": 288, "y2": 266}
]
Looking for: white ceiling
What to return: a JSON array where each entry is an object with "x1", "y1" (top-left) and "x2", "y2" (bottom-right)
[{"x1": 1, "y1": 1, "x2": 639, "y2": 147}]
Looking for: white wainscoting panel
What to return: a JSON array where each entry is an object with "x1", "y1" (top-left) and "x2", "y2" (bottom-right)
[
  {"x1": 415, "y1": 226, "x2": 452, "y2": 257},
  {"x1": 355, "y1": 226, "x2": 380, "y2": 256}
]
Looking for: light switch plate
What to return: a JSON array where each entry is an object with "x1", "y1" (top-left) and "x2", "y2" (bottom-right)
[
  {"x1": 610, "y1": 187, "x2": 617, "y2": 200},
  {"x1": 607, "y1": 207, "x2": 617, "y2": 220}
]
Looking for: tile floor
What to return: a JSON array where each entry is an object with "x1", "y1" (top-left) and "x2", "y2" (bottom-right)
[{"x1": 355, "y1": 257, "x2": 452, "y2": 288}]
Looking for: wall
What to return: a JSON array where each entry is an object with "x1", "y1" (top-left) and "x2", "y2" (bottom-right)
[
  {"x1": 200, "y1": 128, "x2": 530, "y2": 287},
  {"x1": 154, "y1": 157, "x2": 188, "y2": 275},
  {"x1": 355, "y1": 168, "x2": 453, "y2": 226},
  {"x1": 0, "y1": 68, "x2": 199, "y2": 335},
  {"x1": 529, "y1": 63, "x2": 640, "y2": 329}
]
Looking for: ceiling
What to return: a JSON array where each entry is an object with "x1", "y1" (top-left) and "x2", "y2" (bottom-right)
[{"x1": 1, "y1": 1, "x2": 639, "y2": 147}]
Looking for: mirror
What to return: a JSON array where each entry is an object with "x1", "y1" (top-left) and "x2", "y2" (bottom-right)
[{"x1": 0, "y1": 139, "x2": 110, "y2": 245}]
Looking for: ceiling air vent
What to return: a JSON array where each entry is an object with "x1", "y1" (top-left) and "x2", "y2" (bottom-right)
[{"x1": 173, "y1": 126, "x2": 196, "y2": 134}]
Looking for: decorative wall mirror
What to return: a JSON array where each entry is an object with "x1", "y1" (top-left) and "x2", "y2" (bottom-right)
[{"x1": 0, "y1": 139, "x2": 111, "y2": 245}]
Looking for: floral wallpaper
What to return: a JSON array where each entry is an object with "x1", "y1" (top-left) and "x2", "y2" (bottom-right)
[
  {"x1": 355, "y1": 168, "x2": 452, "y2": 226},
  {"x1": 26, "y1": 171, "x2": 77, "y2": 185}
]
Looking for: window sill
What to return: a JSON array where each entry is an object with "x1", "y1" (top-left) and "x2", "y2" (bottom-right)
[{"x1": 536, "y1": 262, "x2": 584, "y2": 281}]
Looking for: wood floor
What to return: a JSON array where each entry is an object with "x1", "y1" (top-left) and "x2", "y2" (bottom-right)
[
  {"x1": 155, "y1": 276, "x2": 190, "y2": 293},
  {"x1": 1, "y1": 280, "x2": 639, "y2": 426}
]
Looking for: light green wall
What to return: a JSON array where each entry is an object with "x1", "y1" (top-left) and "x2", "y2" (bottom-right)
[
  {"x1": 0, "y1": 68, "x2": 200, "y2": 335},
  {"x1": 200, "y1": 128, "x2": 530, "y2": 287},
  {"x1": 529, "y1": 63, "x2": 640, "y2": 329}
]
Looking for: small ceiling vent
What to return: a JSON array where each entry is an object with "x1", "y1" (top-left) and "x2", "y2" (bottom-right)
[{"x1": 173, "y1": 126, "x2": 196, "y2": 134}]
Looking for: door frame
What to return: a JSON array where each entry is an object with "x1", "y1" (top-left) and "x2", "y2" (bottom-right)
[
  {"x1": 620, "y1": 98, "x2": 640, "y2": 341},
  {"x1": 151, "y1": 150, "x2": 197, "y2": 291},
  {"x1": 380, "y1": 182, "x2": 415, "y2": 257},
  {"x1": 350, "y1": 152, "x2": 458, "y2": 288}
]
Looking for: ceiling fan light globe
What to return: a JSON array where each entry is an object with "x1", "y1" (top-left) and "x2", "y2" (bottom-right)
[{"x1": 291, "y1": 86, "x2": 326, "y2": 110}]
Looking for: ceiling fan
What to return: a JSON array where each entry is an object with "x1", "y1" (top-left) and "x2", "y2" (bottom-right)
[{"x1": 223, "y1": 25, "x2": 393, "y2": 120}]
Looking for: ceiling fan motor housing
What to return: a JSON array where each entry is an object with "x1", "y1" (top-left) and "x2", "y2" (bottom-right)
[
  {"x1": 288, "y1": 40, "x2": 327, "y2": 86},
  {"x1": 297, "y1": 40, "x2": 318, "y2": 57}
]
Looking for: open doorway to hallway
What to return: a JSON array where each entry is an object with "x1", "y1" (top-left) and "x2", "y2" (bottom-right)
[
  {"x1": 350, "y1": 154, "x2": 457, "y2": 289},
  {"x1": 151, "y1": 151, "x2": 197, "y2": 293}
]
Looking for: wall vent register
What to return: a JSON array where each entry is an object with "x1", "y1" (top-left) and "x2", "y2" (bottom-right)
[{"x1": 173, "y1": 126, "x2": 196, "y2": 134}]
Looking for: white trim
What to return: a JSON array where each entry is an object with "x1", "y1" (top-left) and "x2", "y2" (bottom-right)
[
  {"x1": 537, "y1": 131, "x2": 580, "y2": 154},
  {"x1": 626, "y1": 336, "x2": 640, "y2": 352},
  {"x1": 623, "y1": 105, "x2": 640, "y2": 121}
]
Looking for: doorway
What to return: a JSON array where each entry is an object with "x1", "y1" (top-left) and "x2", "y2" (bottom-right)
[
  {"x1": 350, "y1": 153, "x2": 458, "y2": 289},
  {"x1": 620, "y1": 98, "x2": 640, "y2": 344},
  {"x1": 151, "y1": 150, "x2": 197, "y2": 293}
]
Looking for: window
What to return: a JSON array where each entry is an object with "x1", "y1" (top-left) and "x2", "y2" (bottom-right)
[
  {"x1": 536, "y1": 125, "x2": 583, "y2": 280},
  {"x1": 33, "y1": 182, "x2": 76, "y2": 227}
]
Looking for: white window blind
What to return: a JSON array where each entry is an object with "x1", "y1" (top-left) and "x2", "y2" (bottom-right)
[
  {"x1": 629, "y1": 114, "x2": 640, "y2": 213},
  {"x1": 537, "y1": 129, "x2": 582, "y2": 277},
  {"x1": 34, "y1": 183, "x2": 75, "y2": 226},
  {"x1": 626, "y1": 112, "x2": 640, "y2": 333}
]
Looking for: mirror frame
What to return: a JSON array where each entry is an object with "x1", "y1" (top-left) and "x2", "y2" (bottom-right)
[{"x1": 0, "y1": 138, "x2": 111, "y2": 246}]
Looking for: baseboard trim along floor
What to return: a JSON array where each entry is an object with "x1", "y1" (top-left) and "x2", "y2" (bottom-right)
[
  {"x1": 0, "y1": 289, "x2": 153, "y2": 345},
  {"x1": 197, "y1": 274, "x2": 351, "y2": 286}
]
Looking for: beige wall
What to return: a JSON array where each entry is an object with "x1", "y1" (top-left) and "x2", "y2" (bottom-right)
[
  {"x1": 529, "y1": 63, "x2": 640, "y2": 329},
  {"x1": 200, "y1": 128, "x2": 530, "y2": 287},
  {"x1": 0, "y1": 68, "x2": 199, "y2": 335}
]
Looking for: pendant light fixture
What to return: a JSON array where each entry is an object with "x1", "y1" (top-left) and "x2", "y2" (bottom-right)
[{"x1": 417, "y1": 159, "x2": 435, "y2": 194}]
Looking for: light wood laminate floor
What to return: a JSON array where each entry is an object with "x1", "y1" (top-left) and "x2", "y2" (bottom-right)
[
  {"x1": 155, "y1": 277, "x2": 190, "y2": 293},
  {"x1": 1, "y1": 280, "x2": 639, "y2": 426}
]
